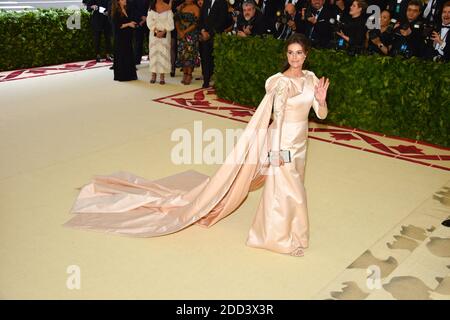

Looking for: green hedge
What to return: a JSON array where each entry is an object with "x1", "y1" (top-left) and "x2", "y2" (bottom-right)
[
  {"x1": 0, "y1": 9, "x2": 97, "y2": 71},
  {"x1": 0, "y1": 8, "x2": 149, "y2": 71},
  {"x1": 214, "y1": 34, "x2": 450, "y2": 147}
]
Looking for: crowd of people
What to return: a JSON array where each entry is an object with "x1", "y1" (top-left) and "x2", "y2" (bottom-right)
[{"x1": 83, "y1": 0, "x2": 449, "y2": 82}]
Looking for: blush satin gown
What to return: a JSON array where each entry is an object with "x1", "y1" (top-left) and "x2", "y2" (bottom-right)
[{"x1": 64, "y1": 70, "x2": 326, "y2": 255}]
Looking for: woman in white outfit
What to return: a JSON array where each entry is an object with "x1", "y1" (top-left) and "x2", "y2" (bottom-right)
[{"x1": 147, "y1": 0, "x2": 174, "y2": 84}]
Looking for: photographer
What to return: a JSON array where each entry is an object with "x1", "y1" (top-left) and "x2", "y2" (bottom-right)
[
  {"x1": 236, "y1": 0, "x2": 268, "y2": 36},
  {"x1": 391, "y1": 0, "x2": 426, "y2": 58},
  {"x1": 386, "y1": 0, "x2": 409, "y2": 21},
  {"x1": 225, "y1": 0, "x2": 240, "y2": 34},
  {"x1": 366, "y1": 9, "x2": 394, "y2": 54},
  {"x1": 274, "y1": 3, "x2": 303, "y2": 39},
  {"x1": 336, "y1": 0, "x2": 368, "y2": 54},
  {"x1": 330, "y1": 0, "x2": 351, "y2": 21},
  {"x1": 261, "y1": 0, "x2": 285, "y2": 33},
  {"x1": 424, "y1": 0, "x2": 450, "y2": 61},
  {"x1": 304, "y1": 0, "x2": 335, "y2": 48}
]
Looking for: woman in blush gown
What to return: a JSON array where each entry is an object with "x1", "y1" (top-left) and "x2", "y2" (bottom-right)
[{"x1": 64, "y1": 33, "x2": 330, "y2": 257}]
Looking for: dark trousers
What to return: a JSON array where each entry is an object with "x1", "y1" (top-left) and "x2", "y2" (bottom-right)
[
  {"x1": 134, "y1": 25, "x2": 149, "y2": 64},
  {"x1": 93, "y1": 28, "x2": 112, "y2": 56},
  {"x1": 199, "y1": 38, "x2": 214, "y2": 85},
  {"x1": 170, "y1": 35, "x2": 177, "y2": 73}
]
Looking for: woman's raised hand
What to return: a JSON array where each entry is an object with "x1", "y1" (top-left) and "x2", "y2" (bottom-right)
[{"x1": 314, "y1": 77, "x2": 329, "y2": 105}]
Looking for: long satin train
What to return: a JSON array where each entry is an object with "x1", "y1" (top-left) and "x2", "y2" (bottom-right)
[{"x1": 64, "y1": 75, "x2": 299, "y2": 237}]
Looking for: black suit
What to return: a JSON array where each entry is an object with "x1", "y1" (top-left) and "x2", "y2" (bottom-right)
[
  {"x1": 199, "y1": 0, "x2": 228, "y2": 86},
  {"x1": 424, "y1": 24, "x2": 450, "y2": 61},
  {"x1": 273, "y1": 11, "x2": 303, "y2": 39},
  {"x1": 423, "y1": 0, "x2": 447, "y2": 25},
  {"x1": 237, "y1": 10, "x2": 268, "y2": 36},
  {"x1": 391, "y1": 18, "x2": 426, "y2": 58},
  {"x1": 131, "y1": 0, "x2": 150, "y2": 64},
  {"x1": 84, "y1": 0, "x2": 112, "y2": 56},
  {"x1": 305, "y1": 6, "x2": 334, "y2": 48},
  {"x1": 260, "y1": 0, "x2": 283, "y2": 34}
]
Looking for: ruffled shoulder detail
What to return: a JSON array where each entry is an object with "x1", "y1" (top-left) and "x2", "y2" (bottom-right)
[{"x1": 265, "y1": 73, "x2": 295, "y2": 96}]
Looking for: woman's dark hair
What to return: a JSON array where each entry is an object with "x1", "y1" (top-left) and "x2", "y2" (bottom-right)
[
  {"x1": 381, "y1": 9, "x2": 391, "y2": 16},
  {"x1": 407, "y1": 0, "x2": 422, "y2": 9},
  {"x1": 281, "y1": 33, "x2": 311, "y2": 72},
  {"x1": 353, "y1": 0, "x2": 368, "y2": 12},
  {"x1": 111, "y1": 0, "x2": 127, "y2": 19},
  {"x1": 150, "y1": 0, "x2": 171, "y2": 11}
]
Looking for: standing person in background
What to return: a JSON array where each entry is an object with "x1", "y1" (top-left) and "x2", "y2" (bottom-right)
[
  {"x1": 170, "y1": 0, "x2": 185, "y2": 77},
  {"x1": 111, "y1": 0, "x2": 138, "y2": 81},
  {"x1": 199, "y1": 0, "x2": 229, "y2": 88},
  {"x1": 195, "y1": 0, "x2": 206, "y2": 81},
  {"x1": 336, "y1": 0, "x2": 368, "y2": 54},
  {"x1": 366, "y1": 9, "x2": 394, "y2": 55},
  {"x1": 390, "y1": 0, "x2": 426, "y2": 58},
  {"x1": 147, "y1": 0, "x2": 175, "y2": 84},
  {"x1": 304, "y1": 0, "x2": 335, "y2": 49},
  {"x1": 424, "y1": 0, "x2": 450, "y2": 61},
  {"x1": 175, "y1": 0, "x2": 201, "y2": 85},
  {"x1": 423, "y1": 0, "x2": 446, "y2": 25},
  {"x1": 84, "y1": 0, "x2": 113, "y2": 62},
  {"x1": 132, "y1": 0, "x2": 150, "y2": 65}
]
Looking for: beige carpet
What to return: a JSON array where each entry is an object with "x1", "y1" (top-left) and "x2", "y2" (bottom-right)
[{"x1": 0, "y1": 61, "x2": 449, "y2": 299}]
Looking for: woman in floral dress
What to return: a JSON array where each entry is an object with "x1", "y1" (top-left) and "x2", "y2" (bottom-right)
[{"x1": 174, "y1": 0, "x2": 200, "y2": 85}]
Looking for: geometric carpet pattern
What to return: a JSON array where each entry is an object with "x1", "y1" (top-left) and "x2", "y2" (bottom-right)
[
  {"x1": 314, "y1": 180, "x2": 450, "y2": 300},
  {"x1": 154, "y1": 87, "x2": 450, "y2": 172},
  {"x1": 0, "y1": 60, "x2": 112, "y2": 82}
]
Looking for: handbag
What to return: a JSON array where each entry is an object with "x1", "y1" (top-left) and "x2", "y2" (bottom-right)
[
  {"x1": 268, "y1": 150, "x2": 292, "y2": 163},
  {"x1": 154, "y1": 30, "x2": 167, "y2": 37}
]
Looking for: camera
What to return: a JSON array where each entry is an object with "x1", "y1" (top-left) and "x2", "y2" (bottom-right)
[
  {"x1": 368, "y1": 28, "x2": 381, "y2": 40},
  {"x1": 329, "y1": 15, "x2": 345, "y2": 34},
  {"x1": 394, "y1": 21, "x2": 412, "y2": 37},
  {"x1": 303, "y1": 5, "x2": 315, "y2": 21},
  {"x1": 422, "y1": 22, "x2": 438, "y2": 42},
  {"x1": 275, "y1": 10, "x2": 293, "y2": 26}
]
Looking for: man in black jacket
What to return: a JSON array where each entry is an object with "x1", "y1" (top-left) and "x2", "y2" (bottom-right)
[
  {"x1": 237, "y1": 0, "x2": 268, "y2": 36},
  {"x1": 131, "y1": 0, "x2": 150, "y2": 65},
  {"x1": 424, "y1": 0, "x2": 450, "y2": 61},
  {"x1": 304, "y1": 0, "x2": 334, "y2": 48},
  {"x1": 391, "y1": 0, "x2": 426, "y2": 57},
  {"x1": 199, "y1": 0, "x2": 229, "y2": 88},
  {"x1": 84, "y1": 0, "x2": 113, "y2": 62},
  {"x1": 260, "y1": 0, "x2": 283, "y2": 34},
  {"x1": 423, "y1": 0, "x2": 447, "y2": 25},
  {"x1": 273, "y1": 3, "x2": 304, "y2": 39}
]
